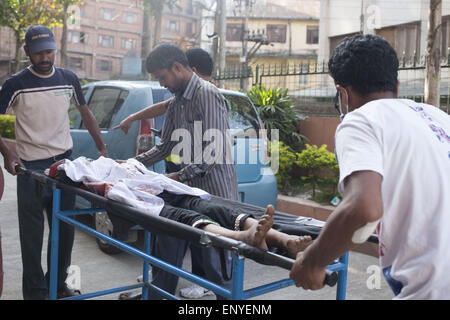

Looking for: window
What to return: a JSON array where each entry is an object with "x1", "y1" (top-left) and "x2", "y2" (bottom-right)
[
  {"x1": 121, "y1": 38, "x2": 136, "y2": 50},
  {"x1": 68, "y1": 31, "x2": 87, "y2": 44},
  {"x1": 166, "y1": 20, "x2": 180, "y2": 32},
  {"x1": 226, "y1": 24, "x2": 243, "y2": 42},
  {"x1": 69, "y1": 88, "x2": 89, "y2": 128},
  {"x1": 186, "y1": 22, "x2": 193, "y2": 36},
  {"x1": 122, "y1": 11, "x2": 138, "y2": 24},
  {"x1": 186, "y1": 0, "x2": 194, "y2": 14},
  {"x1": 306, "y1": 26, "x2": 319, "y2": 44},
  {"x1": 96, "y1": 59, "x2": 113, "y2": 72},
  {"x1": 67, "y1": 56, "x2": 83, "y2": 70},
  {"x1": 223, "y1": 94, "x2": 260, "y2": 138},
  {"x1": 267, "y1": 25, "x2": 287, "y2": 43},
  {"x1": 299, "y1": 74, "x2": 308, "y2": 85},
  {"x1": 83, "y1": 87, "x2": 129, "y2": 129},
  {"x1": 98, "y1": 35, "x2": 114, "y2": 48},
  {"x1": 100, "y1": 8, "x2": 116, "y2": 21},
  {"x1": 395, "y1": 23, "x2": 420, "y2": 57}
]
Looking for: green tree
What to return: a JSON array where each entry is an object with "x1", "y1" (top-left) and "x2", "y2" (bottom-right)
[
  {"x1": 0, "y1": 0, "x2": 63, "y2": 72},
  {"x1": 142, "y1": 0, "x2": 180, "y2": 52},
  {"x1": 54, "y1": 0, "x2": 82, "y2": 68},
  {"x1": 295, "y1": 144, "x2": 339, "y2": 198}
]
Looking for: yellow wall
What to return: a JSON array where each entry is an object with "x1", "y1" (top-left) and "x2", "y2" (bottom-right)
[{"x1": 226, "y1": 18, "x2": 319, "y2": 55}]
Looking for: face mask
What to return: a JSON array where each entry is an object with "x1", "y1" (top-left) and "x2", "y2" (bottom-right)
[{"x1": 334, "y1": 90, "x2": 349, "y2": 121}]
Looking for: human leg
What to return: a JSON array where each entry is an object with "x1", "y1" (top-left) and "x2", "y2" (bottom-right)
[
  {"x1": 159, "y1": 198, "x2": 311, "y2": 257},
  {"x1": 44, "y1": 183, "x2": 76, "y2": 292},
  {"x1": 198, "y1": 205, "x2": 312, "y2": 257},
  {"x1": 149, "y1": 234, "x2": 189, "y2": 299},
  {"x1": 158, "y1": 192, "x2": 247, "y2": 230},
  {"x1": 187, "y1": 244, "x2": 232, "y2": 300},
  {"x1": 17, "y1": 162, "x2": 48, "y2": 300}
]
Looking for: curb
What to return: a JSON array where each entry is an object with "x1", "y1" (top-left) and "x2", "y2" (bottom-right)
[{"x1": 277, "y1": 194, "x2": 379, "y2": 257}]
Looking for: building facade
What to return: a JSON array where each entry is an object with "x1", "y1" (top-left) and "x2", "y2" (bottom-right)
[
  {"x1": 319, "y1": 0, "x2": 450, "y2": 62},
  {"x1": 0, "y1": 0, "x2": 203, "y2": 82},
  {"x1": 54, "y1": 0, "x2": 144, "y2": 80},
  {"x1": 160, "y1": 0, "x2": 203, "y2": 50},
  {"x1": 200, "y1": 0, "x2": 319, "y2": 90},
  {"x1": 202, "y1": 1, "x2": 319, "y2": 67}
]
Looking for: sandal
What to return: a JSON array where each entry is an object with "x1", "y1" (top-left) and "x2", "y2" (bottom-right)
[
  {"x1": 118, "y1": 291, "x2": 142, "y2": 300},
  {"x1": 57, "y1": 285, "x2": 82, "y2": 299}
]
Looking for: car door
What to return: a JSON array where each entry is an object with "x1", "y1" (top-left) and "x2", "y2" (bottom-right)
[
  {"x1": 69, "y1": 85, "x2": 129, "y2": 160},
  {"x1": 222, "y1": 92, "x2": 265, "y2": 184}
]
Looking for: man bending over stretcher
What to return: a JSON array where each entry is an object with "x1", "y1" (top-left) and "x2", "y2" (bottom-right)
[{"x1": 52, "y1": 156, "x2": 312, "y2": 257}]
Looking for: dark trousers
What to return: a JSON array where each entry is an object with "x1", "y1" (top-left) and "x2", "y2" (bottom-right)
[
  {"x1": 158, "y1": 192, "x2": 245, "y2": 230},
  {"x1": 150, "y1": 192, "x2": 249, "y2": 299},
  {"x1": 17, "y1": 156, "x2": 75, "y2": 300}
]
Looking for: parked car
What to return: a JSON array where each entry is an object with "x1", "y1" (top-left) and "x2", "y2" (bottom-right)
[{"x1": 69, "y1": 80, "x2": 278, "y2": 253}]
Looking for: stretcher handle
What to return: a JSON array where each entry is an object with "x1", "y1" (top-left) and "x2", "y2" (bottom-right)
[
  {"x1": 15, "y1": 164, "x2": 26, "y2": 174},
  {"x1": 273, "y1": 252, "x2": 338, "y2": 287},
  {"x1": 324, "y1": 270, "x2": 339, "y2": 287}
]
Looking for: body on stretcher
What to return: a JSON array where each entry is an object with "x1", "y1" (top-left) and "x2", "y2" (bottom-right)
[{"x1": 17, "y1": 165, "x2": 357, "y2": 300}]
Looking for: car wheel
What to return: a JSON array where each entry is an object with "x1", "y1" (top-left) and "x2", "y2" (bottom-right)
[{"x1": 94, "y1": 212, "x2": 122, "y2": 255}]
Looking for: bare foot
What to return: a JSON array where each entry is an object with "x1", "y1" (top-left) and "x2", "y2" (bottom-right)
[
  {"x1": 240, "y1": 205, "x2": 275, "y2": 250},
  {"x1": 286, "y1": 235, "x2": 312, "y2": 258}
]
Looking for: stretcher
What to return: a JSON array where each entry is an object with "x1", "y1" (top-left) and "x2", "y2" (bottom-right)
[{"x1": 20, "y1": 167, "x2": 352, "y2": 300}]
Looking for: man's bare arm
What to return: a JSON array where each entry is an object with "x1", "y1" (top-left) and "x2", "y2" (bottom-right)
[
  {"x1": 113, "y1": 98, "x2": 172, "y2": 134},
  {"x1": 0, "y1": 136, "x2": 23, "y2": 175},
  {"x1": 289, "y1": 170, "x2": 383, "y2": 290},
  {"x1": 77, "y1": 104, "x2": 109, "y2": 157}
]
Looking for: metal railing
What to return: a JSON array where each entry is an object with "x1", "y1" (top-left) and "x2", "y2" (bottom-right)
[{"x1": 214, "y1": 54, "x2": 450, "y2": 115}]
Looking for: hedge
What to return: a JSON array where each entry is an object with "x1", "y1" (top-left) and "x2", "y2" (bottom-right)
[{"x1": 0, "y1": 115, "x2": 15, "y2": 139}]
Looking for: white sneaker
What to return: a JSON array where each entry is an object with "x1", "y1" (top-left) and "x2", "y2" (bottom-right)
[{"x1": 179, "y1": 284, "x2": 214, "y2": 299}]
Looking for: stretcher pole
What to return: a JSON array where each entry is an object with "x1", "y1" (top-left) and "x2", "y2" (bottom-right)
[
  {"x1": 336, "y1": 252, "x2": 348, "y2": 300},
  {"x1": 230, "y1": 251, "x2": 245, "y2": 300},
  {"x1": 49, "y1": 185, "x2": 61, "y2": 300},
  {"x1": 141, "y1": 230, "x2": 151, "y2": 300}
]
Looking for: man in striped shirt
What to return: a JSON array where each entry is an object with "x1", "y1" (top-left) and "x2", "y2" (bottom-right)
[
  {"x1": 134, "y1": 44, "x2": 238, "y2": 298},
  {"x1": 0, "y1": 25, "x2": 107, "y2": 299}
]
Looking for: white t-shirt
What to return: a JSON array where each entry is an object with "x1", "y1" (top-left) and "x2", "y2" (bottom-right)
[{"x1": 335, "y1": 99, "x2": 450, "y2": 299}]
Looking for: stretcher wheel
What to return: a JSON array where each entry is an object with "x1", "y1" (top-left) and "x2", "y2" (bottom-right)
[{"x1": 95, "y1": 212, "x2": 122, "y2": 255}]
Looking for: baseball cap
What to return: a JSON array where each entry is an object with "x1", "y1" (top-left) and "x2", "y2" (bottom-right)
[{"x1": 25, "y1": 25, "x2": 56, "y2": 54}]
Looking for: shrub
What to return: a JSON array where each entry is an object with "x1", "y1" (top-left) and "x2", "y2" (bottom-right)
[
  {"x1": 272, "y1": 141, "x2": 298, "y2": 193},
  {"x1": 0, "y1": 115, "x2": 15, "y2": 139},
  {"x1": 247, "y1": 85, "x2": 306, "y2": 152},
  {"x1": 295, "y1": 144, "x2": 339, "y2": 201}
]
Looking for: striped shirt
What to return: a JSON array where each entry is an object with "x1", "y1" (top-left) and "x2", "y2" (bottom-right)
[
  {"x1": 135, "y1": 73, "x2": 238, "y2": 200},
  {"x1": 0, "y1": 66, "x2": 86, "y2": 161}
]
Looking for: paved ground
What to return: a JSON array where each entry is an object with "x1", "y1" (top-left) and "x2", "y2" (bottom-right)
[{"x1": 0, "y1": 155, "x2": 393, "y2": 300}]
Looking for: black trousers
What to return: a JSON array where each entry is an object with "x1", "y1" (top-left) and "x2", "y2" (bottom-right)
[{"x1": 158, "y1": 191, "x2": 251, "y2": 231}]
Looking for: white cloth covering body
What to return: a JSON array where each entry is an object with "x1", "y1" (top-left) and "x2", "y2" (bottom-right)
[{"x1": 57, "y1": 156, "x2": 210, "y2": 216}]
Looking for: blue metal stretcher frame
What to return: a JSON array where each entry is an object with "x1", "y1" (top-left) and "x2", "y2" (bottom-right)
[{"x1": 48, "y1": 185, "x2": 349, "y2": 300}]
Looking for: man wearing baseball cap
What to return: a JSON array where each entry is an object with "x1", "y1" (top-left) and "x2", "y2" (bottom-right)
[{"x1": 0, "y1": 25, "x2": 108, "y2": 299}]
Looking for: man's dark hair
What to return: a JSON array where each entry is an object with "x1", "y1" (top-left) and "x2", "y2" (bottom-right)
[
  {"x1": 328, "y1": 34, "x2": 399, "y2": 96},
  {"x1": 146, "y1": 43, "x2": 189, "y2": 73},
  {"x1": 186, "y1": 48, "x2": 213, "y2": 77}
]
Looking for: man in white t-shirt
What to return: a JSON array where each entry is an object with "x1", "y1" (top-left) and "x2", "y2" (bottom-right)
[{"x1": 289, "y1": 34, "x2": 450, "y2": 299}]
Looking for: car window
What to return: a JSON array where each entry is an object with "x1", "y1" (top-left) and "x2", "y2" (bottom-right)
[
  {"x1": 223, "y1": 93, "x2": 260, "y2": 138},
  {"x1": 82, "y1": 87, "x2": 129, "y2": 129},
  {"x1": 68, "y1": 88, "x2": 89, "y2": 129}
]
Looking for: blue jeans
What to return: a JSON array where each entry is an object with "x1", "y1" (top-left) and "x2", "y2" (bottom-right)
[{"x1": 17, "y1": 155, "x2": 75, "y2": 300}]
